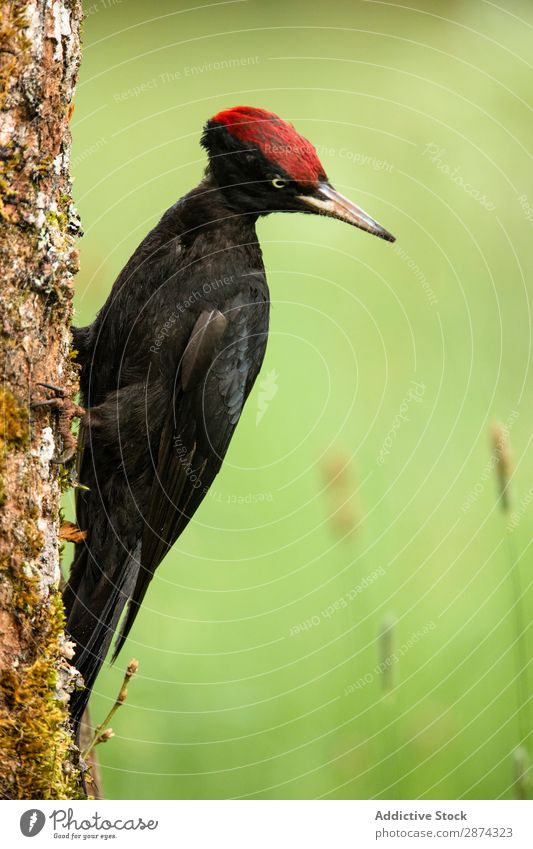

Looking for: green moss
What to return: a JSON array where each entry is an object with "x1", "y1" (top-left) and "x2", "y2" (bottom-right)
[
  {"x1": 0, "y1": 148, "x2": 22, "y2": 218},
  {"x1": 0, "y1": 388, "x2": 28, "y2": 449},
  {"x1": 0, "y1": 591, "x2": 83, "y2": 799},
  {"x1": 45, "y1": 208, "x2": 68, "y2": 231},
  {"x1": 0, "y1": 394, "x2": 83, "y2": 797},
  {"x1": 34, "y1": 155, "x2": 54, "y2": 178},
  {"x1": 0, "y1": 387, "x2": 29, "y2": 504},
  {"x1": 25, "y1": 518, "x2": 43, "y2": 556}
]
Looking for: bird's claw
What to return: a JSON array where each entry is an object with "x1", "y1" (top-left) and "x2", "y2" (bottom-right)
[
  {"x1": 31, "y1": 397, "x2": 62, "y2": 410},
  {"x1": 31, "y1": 382, "x2": 85, "y2": 465},
  {"x1": 36, "y1": 381, "x2": 68, "y2": 396},
  {"x1": 51, "y1": 447, "x2": 77, "y2": 465}
]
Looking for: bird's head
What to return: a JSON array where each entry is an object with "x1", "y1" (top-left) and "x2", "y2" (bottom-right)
[{"x1": 201, "y1": 106, "x2": 395, "y2": 242}]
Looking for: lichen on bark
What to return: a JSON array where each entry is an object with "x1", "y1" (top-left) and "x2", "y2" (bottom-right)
[{"x1": 0, "y1": 0, "x2": 84, "y2": 799}]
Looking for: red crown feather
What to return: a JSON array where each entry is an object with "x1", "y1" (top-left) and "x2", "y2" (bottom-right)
[{"x1": 209, "y1": 106, "x2": 326, "y2": 185}]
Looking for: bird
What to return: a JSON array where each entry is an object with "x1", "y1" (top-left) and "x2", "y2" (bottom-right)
[{"x1": 64, "y1": 105, "x2": 395, "y2": 733}]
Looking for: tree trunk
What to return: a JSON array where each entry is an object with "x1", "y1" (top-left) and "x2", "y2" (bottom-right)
[{"x1": 0, "y1": 0, "x2": 84, "y2": 799}]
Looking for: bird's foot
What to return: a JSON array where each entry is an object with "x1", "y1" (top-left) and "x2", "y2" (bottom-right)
[{"x1": 31, "y1": 382, "x2": 85, "y2": 464}]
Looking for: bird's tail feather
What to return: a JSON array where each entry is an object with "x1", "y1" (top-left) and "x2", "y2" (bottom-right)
[{"x1": 63, "y1": 539, "x2": 141, "y2": 730}]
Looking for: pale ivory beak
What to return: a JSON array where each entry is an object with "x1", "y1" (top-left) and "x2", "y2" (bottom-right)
[{"x1": 297, "y1": 181, "x2": 395, "y2": 242}]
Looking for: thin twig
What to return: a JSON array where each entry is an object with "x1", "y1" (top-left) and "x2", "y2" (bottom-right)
[{"x1": 82, "y1": 659, "x2": 139, "y2": 760}]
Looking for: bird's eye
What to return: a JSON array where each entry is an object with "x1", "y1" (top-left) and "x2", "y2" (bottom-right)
[{"x1": 271, "y1": 176, "x2": 288, "y2": 189}]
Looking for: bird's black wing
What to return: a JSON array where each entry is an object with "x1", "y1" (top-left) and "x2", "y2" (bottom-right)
[{"x1": 113, "y1": 293, "x2": 268, "y2": 657}]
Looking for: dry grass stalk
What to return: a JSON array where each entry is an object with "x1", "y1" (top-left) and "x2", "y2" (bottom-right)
[
  {"x1": 378, "y1": 614, "x2": 397, "y2": 695},
  {"x1": 322, "y1": 451, "x2": 359, "y2": 536},
  {"x1": 512, "y1": 746, "x2": 530, "y2": 800},
  {"x1": 491, "y1": 422, "x2": 512, "y2": 511}
]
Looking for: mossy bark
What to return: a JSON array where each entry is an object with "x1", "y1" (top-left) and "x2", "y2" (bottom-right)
[{"x1": 0, "y1": 0, "x2": 84, "y2": 799}]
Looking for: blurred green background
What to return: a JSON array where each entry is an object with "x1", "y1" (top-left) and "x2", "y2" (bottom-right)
[{"x1": 67, "y1": 0, "x2": 533, "y2": 799}]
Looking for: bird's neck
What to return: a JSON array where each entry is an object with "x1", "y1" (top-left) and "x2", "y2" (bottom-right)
[{"x1": 177, "y1": 172, "x2": 260, "y2": 249}]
